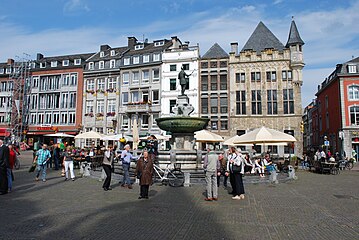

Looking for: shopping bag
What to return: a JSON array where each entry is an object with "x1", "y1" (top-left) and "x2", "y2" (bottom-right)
[{"x1": 28, "y1": 163, "x2": 36, "y2": 173}]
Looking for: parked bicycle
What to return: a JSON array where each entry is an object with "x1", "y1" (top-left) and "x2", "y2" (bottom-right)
[
  {"x1": 153, "y1": 163, "x2": 184, "y2": 187},
  {"x1": 338, "y1": 158, "x2": 354, "y2": 170}
]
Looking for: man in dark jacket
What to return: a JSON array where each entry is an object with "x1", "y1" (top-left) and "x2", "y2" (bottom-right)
[{"x1": 0, "y1": 139, "x2": 10, "y2": 195}]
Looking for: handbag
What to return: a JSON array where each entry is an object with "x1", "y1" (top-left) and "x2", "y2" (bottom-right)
[
  {"x1": 232, "y1": 164, "x2": 241, "y2": 173},
  {"x1": 137, "y1": 171, "x2": 142, "y2": 179},
  {"x1": 29, "y1": 162, "x2": 36, "y2": 173}
]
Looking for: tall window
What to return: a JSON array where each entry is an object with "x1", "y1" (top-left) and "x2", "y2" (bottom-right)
[
  {"x1": 201, "y1": 76, "x2": 208, "y2": 91},
  {"x1": 284, "y1": 130, "x2": 294, "y2": 154},
  {"x1": 122, "y1": 115, "x2": 129, "y2": 129},
  {"x1": 201, "y1": 97, "x2": 208, "y2": 114},
  {"x1": 122, "y1": 73, "x2": 129, "y2": 85},
  {"x1": 86, "y1": 100, "x2": 93, "y2": 113},
  {"x1": 143, "y1": 55, "x2": 149, "y2": 63},
  {"x1": 266, "y1": 71, "x2": 276, "y2": 82},
  {"x1": 97, "y1": 78, "x2": 105, "y2": 90},
  {"x1": 350, "y1": 106, "x2": 359, "y2": 125},
  {"x1": 283, "y1": 89, "x2": 294, "y2": 114},
  {"x1": 61, "y1": 93, "x2": 69, "y2": 108},
  {"x1": 170, "y1": 79, "x2": 176, "y2": 91},
  {"x1": 108, "y1": 78, "x2": 116, "y2": 89},
  {"x1": 122, "y1": 92, "x2": 128, "y2": 104},
  {"x1": 97, "y1": 100, "x2": 104, "y2": 113},
  {"x1": 99, "y1": 61, "x2": 104, "y2": 69},
  {"x1": 69, "y1": 93, "x2": 76, "y2": 109},
  {"x1": 132, "y1": 72, "x2": 139, "y2": 84},
  {"x1": 170, "y1": 65, "x2": 177, "y2": 71},
  {"x1": 220, "y1": 75, "x2": 227, "y2": 90},
  {"x1": 267, "y1": 90, "x2": 277, "y2": 114},
  {"x1": 210, "y1": 97, "x2": 218, "y2": 114},
  {"x1": 153, "y1": 53, "x2": 160, "y2": 61},
  {"x1": 210, "y1": 75, "x2": 217, "y2": 91},
  {"x1": 110, "y1": 59, "x2": 116, "y2": 68},
  {"x1": 108, "y1": 99, "x2": 116, "y2": 113},
  {"x1": 220, "y1": 97, "x2": 228, "y2": 113},
  {"x1": 236, "y1": 91, "x2": 246, "y2": 115},
  {"x1": 251, "y1": 90, "x2": 262, "y2": 115},
  {"x1": 70, "y1": 74, "x2": 77, "y2": 85},
  {"x1": 349, "y1": 85, "x2": 359, "y2": 100},
  {"x1": 63, "y1": 74, "x2": 70, "y2": 86},
  {"x1": 142, "y1": 115, "x2": 149, "y2": 128},
  {"x1": 61, "y1": 113, "x2": 67, "y2": 124},
  {"x1": 133, "y1": 56, "x2": 139, "y2": 64},
  {"x1": 220, "y1": 120, "x2": 228, "y2": 130},
  {"x1": 170, "y1": 100, "x2": 176, "y2": 113},
  {"x1": 132, "y1": 91, "x2": 139, "y2": 102},
  {"x1": 153, "y1": 69, "x2": 160, "y2": 82},
  {"x1": 142, "y1": 70, "x2": 149, "y2": 83},
  {"x1": 282, "y1": 70, "x2": 292, "y2": 81},
  {"x1": 53, "y1": 113, "x2": 59, "y2": 124},
  {"x1": 236, "y1": 73, "x2": 245, "y2": 83},
  {"x1": 69, "y1": 112, "x2": 76, "y2": 124},
  {"x1": 152, "y1": 90, "x2": 159, "y2": 104},
  {"x1": 88, "y1": 62, "x2": 94, "y2": 70},
  {"x1": 87, "y1": 79, "x2": 94, "y2": 90},
  {"x1": 251, "y1": 72, "x2": 261, "y2": 82}
]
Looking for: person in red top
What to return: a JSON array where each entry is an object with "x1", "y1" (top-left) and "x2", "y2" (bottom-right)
[{"x1": 7, "y1": 144, "x2": 17, "y2": 192}]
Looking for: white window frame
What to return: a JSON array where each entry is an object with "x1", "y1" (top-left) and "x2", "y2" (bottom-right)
[
  {"x1": 87, "y1": 79, "x2": 95, "y2": 90},
  {"x1": 142, "y1": 70, "x2": 149, "y2": 83},
  {"x1": 110, "y1": 50, "x2": 115, "y2": 56},
  {"x1": 153, "y1": 53, "x2": 160, "y2": 61},
  {"x1": 89, "y1": 62, "x2": 94, "y2": 70},
  {"x1": 152, "y1": 68, "x2": 160, "y2": 82},
  {"x1": 97, "y1": 100, "x2": 105, "y2": 113},
  {"x1": 124, "y1": 58, "x2": 130, "y2": 65},
  {"x1": 62, "y1": 60, "x2": 69, "y2": 66},
  {"x1": 70, "y1": 74, "x2": 77, "y2": 85},
  {"x1": 132, "y1": 71, "x2": 139, "y2": 84},
  {"x1": 110, "y1": 59, "x2": 116, "y2": 68},
  {"x1": 97, "y1": 78, "x2": 105, "y2": 90},
  {"x1": 86, "y1": 100, "x2": 93, "y2": 113},
  {"x1": 51, "y1": 61, "x2": 57, "y2": 67},
  {"x1": 40, "y1": 62, "x2": 46, "y2": 68},
  {"x1": 348, "y1": 65, "x2": 357, "y2": 74},
  {"x1": 143, "y1": 54, "x2": 149, "y2": 63},
  {"x1": 122, "y1": 72, "x2": 129, "y2": 85},
  {"x1": 69, "y1": 112, "x2": 76, "y2": 124},
  {"x1": 122, "y1": 92, "x2": 129, "y2": 105},
  {"x1": 100, "y1": 51, "x2": 105, "y2": 57},
  {"x1": 74, "y1": 59, "x2": 81, "y2": 65},
  {"x1": 133, "y1": 56, "x2": 140, "y2": 64},
  {"x1": 107, "y1": 99, "x2": 116, "y2": 113},
  {"x1": 154, "y1": 41, "x2": 164, "y2": 47},
  {"x1": 99, "y1": 61, "x2": 105, "y2": 69},
  {"x1": 122, "y1": 115, "x2": 129, "y2": 129},
  {"x1": 108, "y1": 77, "x2": 116, "y2": 90},
  {"x1": 135, "y1": 44, "x2": 144, "y2": 50}
]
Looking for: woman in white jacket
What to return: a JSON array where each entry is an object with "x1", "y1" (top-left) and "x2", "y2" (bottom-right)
[{"x1": 226, "y1": 147, "x2": 245, "y2": 200}]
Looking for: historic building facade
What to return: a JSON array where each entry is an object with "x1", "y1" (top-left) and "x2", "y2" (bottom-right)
[
  {"x1": 161, "y1": 40, "x2": 199, "y2": 118},
  {"x1": 304, "y1": 57, "x2": 359, "y2": 160},
  {"x1": 0, "y1": 59, "x2": 15, "y2": 138},
  {"x1": 28, "y1": 52, "x2": 92, "y2": 145},
  {"x1": 199, "y1": 43, "x2": 230, "y2": 136},
  {"x1": 229, "y1": 20, "x2": 305, "y2": 157}
]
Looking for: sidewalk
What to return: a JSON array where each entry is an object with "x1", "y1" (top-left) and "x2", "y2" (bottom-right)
[{"x1": 0, "y1": 151, "x2": 358, "y2": 240}]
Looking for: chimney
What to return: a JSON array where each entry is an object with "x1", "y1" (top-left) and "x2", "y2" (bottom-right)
[
  {"x1": 37, "y1": 53, "x2": 44, "y2": 61},
  {"x1": 182, "y1": 41, "x2": 189, "y2": 49},
  {"x1": 128, "y1": 37, "x2": 137, "y2": 48},
  {"x1": 230, "y1": 42, "x2": 238, "y2": 55},
  {"x1": 7, "y1": 59, "x2": 14, "y2": 65},
  {"x1": 100, "y1": 44, "x2": 111, "y2": 51}
]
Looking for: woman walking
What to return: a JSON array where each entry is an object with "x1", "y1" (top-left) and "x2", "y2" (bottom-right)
[
  {"x1": 102, "y1": 145, "x2": 114, "y2": 191},
  {"x1": 62, "y1": 146, "x2": 75, "y2": 181},
  {"x1": 135, "y1": 150, "x2": 153, "y2": 199},
  {"x1": 7, "y1": 144, "x2": 17, "y2": 192}
]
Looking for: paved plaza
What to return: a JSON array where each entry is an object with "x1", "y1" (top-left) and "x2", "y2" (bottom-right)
[{"x1": 0, "y1": 151, "x2": 358, "y2": 240}]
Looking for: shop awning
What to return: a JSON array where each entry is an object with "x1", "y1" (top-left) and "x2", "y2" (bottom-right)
[{"x1": 0, "y1": 128, "x2": 10, "y2": 137}]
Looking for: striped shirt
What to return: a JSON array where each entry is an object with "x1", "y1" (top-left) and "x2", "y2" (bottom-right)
[{"x1": 36, "y1": 149, "x2": 51, "y2": 165}]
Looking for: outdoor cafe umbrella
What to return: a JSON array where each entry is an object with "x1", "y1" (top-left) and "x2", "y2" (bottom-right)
[
  {"x1": 223, "y1": 135, "x2": 252, "y2": 146},
  {"x1": 194, "y1": 129, "x2": 224, "y2": 143},
  {"x1": 233, "y1": 126, "x2": 296, "y2": 145},
  {"x1": 44, "y1": 133, "x2": 75, "y2": 138},
  {"x1": 101, "y1": 134, "x2": 133, "y2": 142},
  {"x1": 74, "y1": 131, "x2": 104, "y2": 139}
]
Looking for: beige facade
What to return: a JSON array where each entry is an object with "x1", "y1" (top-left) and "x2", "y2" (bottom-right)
[{"x1": 228, "y1": 21, "x2": 304, "y2": 157}]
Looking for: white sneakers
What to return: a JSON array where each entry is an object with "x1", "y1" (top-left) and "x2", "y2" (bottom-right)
[{"x1": 232, "y1": 194, "x2": 245, "y2": 200}]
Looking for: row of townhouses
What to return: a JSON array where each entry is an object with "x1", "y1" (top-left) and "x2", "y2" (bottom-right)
[{"x1": 0, "y1": 20, "x2": 305, "y2": 157}]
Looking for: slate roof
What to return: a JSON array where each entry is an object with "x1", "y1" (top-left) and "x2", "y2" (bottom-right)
[
  {"x1": 88, "y1": 46, "x2": 129, "y2": 61},
  {"x1": 202, "y1": 43, "x2": 229, "y2": 59},
  {"x1": 348, "y1": 57, "x2": 359, "y2": 63},
  {"x1": 286, "y1": 20, "x2": 304, "y2": 47},
  {"x1": 241, "y1": 21, "x2": 285, "y2": 53},
  {"x1": 122, "y1": 40, "x2": 173, "y2": 57}
]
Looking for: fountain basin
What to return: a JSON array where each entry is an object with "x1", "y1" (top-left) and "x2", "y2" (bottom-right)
[{"x1": 156, "y1": 117, "x2": 209, "y2": 133}]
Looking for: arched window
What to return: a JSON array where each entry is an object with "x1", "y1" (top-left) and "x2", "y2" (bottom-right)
[
  {"x1": 348, "y1": 85, "x2": 359, "y2": 100},
  {"x1": 350, "y1": 106, "x2": 359, "y2": 125}
]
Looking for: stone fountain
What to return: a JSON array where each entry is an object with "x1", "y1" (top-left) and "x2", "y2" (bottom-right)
[{"x1": 156, "y1": 69, "x2": 209, "y2": 170}]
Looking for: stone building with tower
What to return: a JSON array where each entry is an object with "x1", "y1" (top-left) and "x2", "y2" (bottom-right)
[{"x1": 229, "y1": 20, "x2": 305, "y2": 157}]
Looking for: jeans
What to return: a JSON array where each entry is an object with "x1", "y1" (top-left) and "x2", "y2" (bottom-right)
[
  {"x1": 54, "y1": 156, "x2": 60, "y2": 170},
  {"x1": 205, "y1": 171, "x2": 218, "y2": 198},
  {"x1": 64, "y1": 161, "x2": 75, "y2": 179},
  {"x1": 102, "y1": 164, "x2": 112, "y2": 189},
  {"x1": 122, "y1": 163, "x2": 131, "y2": 185},
  {"x1": 7, "y1": 168, "x2": 12, "y2": 190},
  {"x1": 36, "y1": 164, "x2": 47, "y2": 180}
]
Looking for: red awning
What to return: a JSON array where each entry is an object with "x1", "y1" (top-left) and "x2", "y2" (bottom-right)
[
  {"x1": 26, "y1": 132, "x2": 55, "y2": 135},
  {"x1": 0, "y1": 128, "x2": 10, "y2": 137}
]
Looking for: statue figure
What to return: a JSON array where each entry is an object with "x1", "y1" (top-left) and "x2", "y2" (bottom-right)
[{"x1": 178, "y1": 65, "x2": 192, "y2": 95}]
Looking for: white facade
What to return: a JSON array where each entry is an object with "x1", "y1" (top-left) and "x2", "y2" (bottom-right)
[{"x1": 161, "y1": 46, "x2": 200, "y2": 117}]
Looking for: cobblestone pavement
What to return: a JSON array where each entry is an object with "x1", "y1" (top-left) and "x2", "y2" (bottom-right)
[{"x1": 0, "y1": 151, "x2": 358, "y2": 240}]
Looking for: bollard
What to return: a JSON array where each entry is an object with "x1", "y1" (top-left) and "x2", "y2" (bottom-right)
[
  {"x1": 83, "y1": 163, "x2": 91, "y2": 177},
  {"x1": 288, "y1": 165, "x2": 298, "y2": 180},
  {"x1": 184, "y1": 172, "x2": 191, "y2": 187},
  {"x1": 269, "y1": 170, "x2": 278, "y2": 184}
]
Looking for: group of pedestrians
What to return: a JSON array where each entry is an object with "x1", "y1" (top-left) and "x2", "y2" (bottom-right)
[{"x1": 203, "y1": 145, "x2": 246, "y2": 201}]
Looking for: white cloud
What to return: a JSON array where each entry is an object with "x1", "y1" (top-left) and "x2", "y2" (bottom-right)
[
  {"x1": 273, "y1": 0, "x2": 283, "y2": 5},
  {"x1": 63, "y1": 0, "x2": 90, "y2": 13}
]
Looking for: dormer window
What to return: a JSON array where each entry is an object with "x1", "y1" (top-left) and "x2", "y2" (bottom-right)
[
  {"x1": 51, "y1": 61, "x2": 57, "y2": 67},
  {"x1": 110, "y1": 59, "x2": 116, "y2": 68},
  {"x1": 124, "y1": 57, "x2": 130, "y2": 66},
  {"x1": 133, "y1": 56, "x2": 139, "y2": 64},
  {"x1": 143, "y1": 54, "x2": 149, "y2": 63},
  {"x1": 62, "y1": 60, "x2": 69, "y2": 66},
  {"x1": 0, "y1": 69, "x2": 4, "y2": 74},
  {"x1": 99, "y1": 61, "x2": 105, "y2": 69},
  {"x1": 154, "y1": 41, "x2": 164, "y2": 47},
  {"x1": 74, "y1": 59, "x2": 81, "y2": 65},
  {"x1": 135, "y1": 44, "x2": 144, "y2": 50},
  {"x1": 5, "y1": 68, "x2": 11, "y2": 74},
  {"x1": 100, "y1": 51, "x2": 105, "y2": 57},
  {"x1": 348, "y1": 65, "x2": 357, "y2": 74},
  {"x1": 40, "y1": 62, "x2": 46, "y2": 68},
  {"x1": 110, "y1": 50, "x2": 115, "y2": 56},
  {"x1": 153, "y1": 53, "x2": 160, "y2": 61},
  {"x1": 88, "y1": 62, "x2": 94, "y2": 70}
]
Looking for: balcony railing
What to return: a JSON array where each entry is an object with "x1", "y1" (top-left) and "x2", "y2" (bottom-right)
[{"x1": 126, "y1": 102, "x2": 151, "y2": 113}]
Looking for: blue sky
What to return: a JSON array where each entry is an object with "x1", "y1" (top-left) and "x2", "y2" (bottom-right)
[{"x1": 1, "y1": 0, "x2": 359, "y2": 107}]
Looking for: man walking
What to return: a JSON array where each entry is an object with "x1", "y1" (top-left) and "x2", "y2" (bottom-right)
[
  {"x1": 33, "y1": 144, "x2": 51, "y2": 182},
  {"x1": 0, "y1": 139, "x2": 10, "y2": 195},
  {"x1": 120, "y1": 144, "x2": 137, "y2": 189},
  {"x1": 203, "y1": 144, "x2": 219, "y2": 201}
]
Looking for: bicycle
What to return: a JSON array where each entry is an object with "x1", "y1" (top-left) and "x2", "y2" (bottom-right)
[
  {"x1": 338, "y1": 158, "x2": 354, "y2": 170},
  {"x1": 153, "y1": 163, "x2": 184, "y2": 187}
]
